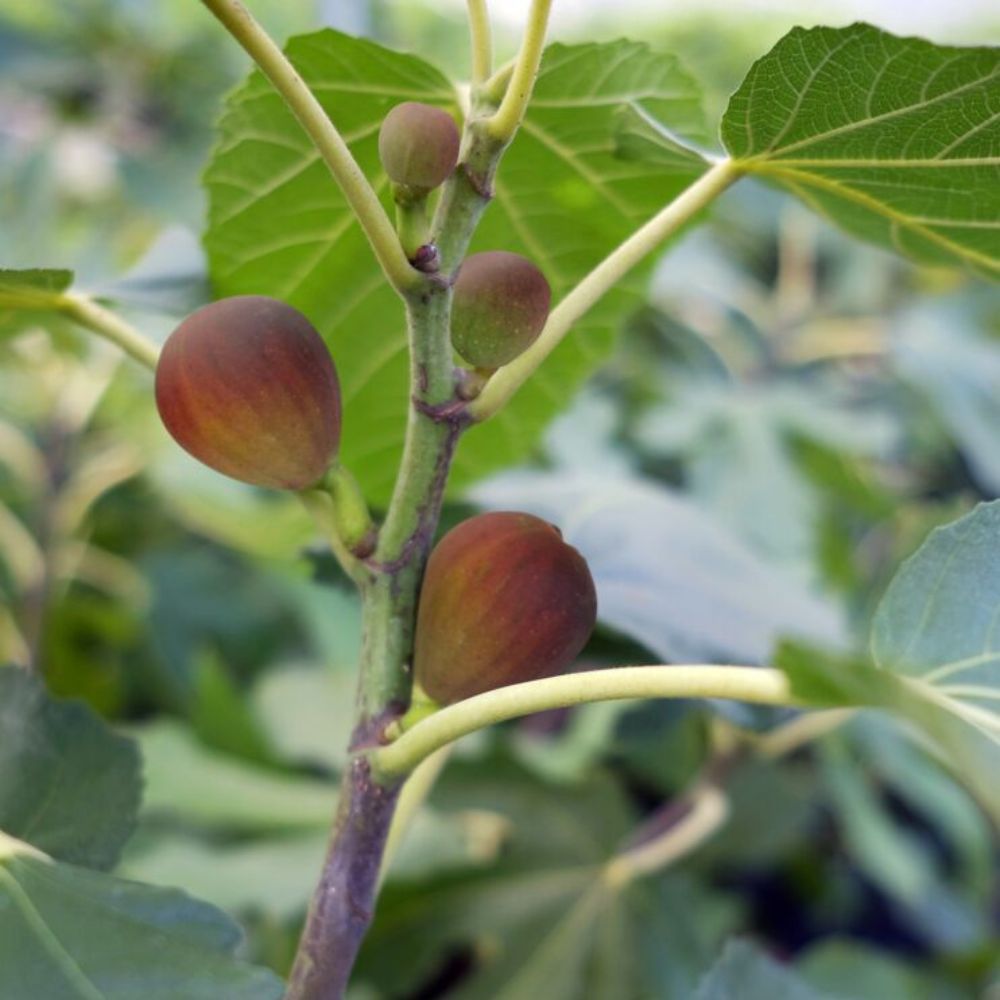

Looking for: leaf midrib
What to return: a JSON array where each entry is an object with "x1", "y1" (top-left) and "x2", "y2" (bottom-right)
[{"x1": 747, "y1": 163, "x2": 1000, "y2": 275}]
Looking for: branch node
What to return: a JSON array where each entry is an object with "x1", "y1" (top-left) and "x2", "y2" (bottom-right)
[{"x1": 411, "y1": 396, "x2": 472, "y2": 427}]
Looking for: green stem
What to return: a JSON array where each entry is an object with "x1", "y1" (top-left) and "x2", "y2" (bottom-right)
[
  {"x1": 466, "y1": 0, "x2": 493, "y2": 85},
  {"x1": 199, "y1": 0, "x2": 418, "y2": 296},
  {"x1": 468, "y1": 158, "x2": 741, "y2": 421},
  {"x1": 482, "y1": 58, "x2": 515, "y2": 104},
  {"x1": 393, "y1": 196, "x2": 432, "y2": 261},
  {"x1": 323, "y1": 463, "x2": 376, "y2": 554},
  {"x1": 373, "y1": 666, "x2": 794, "y2": 778},
  {"x1": 756, "y1": 708, "x2": 855, "y2": 758},
  {"x1": 603, "y1": 784, "x2": 729, "y2": 888},
  {"x1": 355, "y1": 288, "x2": 459, "y2": 721},
  {"x1": 297, "y1": 491, "x2": 363, "y2": 583},
  {"x1": 485, "y1": 0, "x2": 553, "y2": 142},
  {"x1": 58, "y1": 294, "x2": 159, "y2": 370}
]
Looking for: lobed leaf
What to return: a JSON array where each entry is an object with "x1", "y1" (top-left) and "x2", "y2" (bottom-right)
[{"x1": 722, "y1": 23, "x2": 1000, "y2": 279}]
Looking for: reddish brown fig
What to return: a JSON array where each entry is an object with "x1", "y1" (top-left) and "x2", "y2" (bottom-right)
[
  {"x1": 414, "y1": 511, "x2": 598, "y2": 704},
  {"x1": 450, "y1": 251, "x2": 551, "y2": 370},
  {"x1": 155, "y1": 295, "x2": 340, "y2": 490},
  {"x1": 378, "y1": 102, "x2": 460, "y2": 192}
]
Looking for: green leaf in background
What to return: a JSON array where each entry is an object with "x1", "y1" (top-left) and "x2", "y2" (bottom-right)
[
  {"x1": 778, "y1": 500, "x2": 1000, "y2": 826},
  {"x1": 0, "y1": 268, "x2": 73, "y2": 308},
  {"x1": 819, "y1": 736, "x2": 937, "y2": 907},
  {"x1": 359, "y1": 757, "x2": 740, "y2": 1000},
  {"x1": 871, "y1": 501, "x2": 1000, "y2": 728},
  {"x1": 694, "y1": 939, "x2": 823, "y2": 1000},
  {"x1": 472, "y1": 469, "x2": 844, "y2": 664},
  {"x1": 137, "y1": 721, "x2": 334, "y2": 833},
  {"x1": 635, "y1": 382, "x2": 896, "y2": 571},
  {"x1": 798, "y1": 940, "x2": 971, "y2": 1000},
  {"x1": 891, "y1": 301, "x2": 1000, "y2": 496},
  {"x1": 721, "y1": 24, "x2": 1000, "y2": 279},
  {"x1": 0, "y1": 668, "x2": 141, "y2": 871},
  {"x1": 204, "y1": 31, "x2": 708, "y2": 503},
  {"x1": 0, "y1": 832, "x2": 282, "y2": 1000}
]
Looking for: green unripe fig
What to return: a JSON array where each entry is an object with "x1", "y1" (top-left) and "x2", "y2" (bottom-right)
[
  {"x1": 378, "y1": 102, "x2": 460, "y2": 192},
  {"x1": 155, "y1": 295, "x2": 341, "y2": 490},
  {"x1": 414, "y1": 511, "x2": 598, "y2": 704},
  {"x1": 450, "y1": 251, "x2": 551, "y2": 370}
]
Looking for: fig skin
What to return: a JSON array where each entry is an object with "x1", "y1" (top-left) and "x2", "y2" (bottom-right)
[
  {"x1": 155, "y1": 295, "x2": 340, "y2": 490},
  {"x1": 450, "y1": 251, "x2": 551, "y2": 370},
  {"x1": 414, "y1": 511, "x2": 598, "y2": 704},
  {"x1": 378, "y1": 102, "x2": 460, "y2": 191}
]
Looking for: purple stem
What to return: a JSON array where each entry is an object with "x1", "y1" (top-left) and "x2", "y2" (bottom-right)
[{"x1": 285, "y1": 757, "x2": 403, "y2": 999}]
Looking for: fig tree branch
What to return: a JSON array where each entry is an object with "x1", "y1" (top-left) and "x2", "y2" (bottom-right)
[
  {"x1": 199, "y1": 0, "x2": 419, "y2": 296},
  {"x1": 467, "y1": 158, "x2": 741, "y2": 421},
  {"x1": 486, "y1": 0, "x2": 553, "y2": 142},
  {"x1": 466, "y1": 0, "x2": 493, "y2": 86},
  {"x1": 373, "y1": 665, "x2": 795, "y2": 777},
  {"x1": 57, "y1": 294, "x2": 160, "y2": 370}
]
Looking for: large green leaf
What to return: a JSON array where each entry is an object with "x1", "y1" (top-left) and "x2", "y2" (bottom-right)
[
  {"x1": 204, "y1": 31, "x2": 707, "y2": 503},
  {"x1": 721, "y1": 24, "x2": 1000, "y2": 279},
  {"x1": 778, "y1": 501, "x2": 1000, "y2": 825},
  {"x1": 0, "y1": 832, "x2": 282, "y2": 999},
  {"x1": 0, "y1": 669, "x2": 141, "y2": 871}
]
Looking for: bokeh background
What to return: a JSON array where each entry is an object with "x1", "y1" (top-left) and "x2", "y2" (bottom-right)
[{"x1": 1, "y1": 2, "x2": 998, "y2": 997}]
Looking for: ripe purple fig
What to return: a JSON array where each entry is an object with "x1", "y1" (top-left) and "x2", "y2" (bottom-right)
[
  {"x1": 155, "y1": 295, "x2": 340, "y2": 490},
  {"x1": 450, "y1": 251, "x2": 551, "y2": 370},
  {"x1": 414, "y1": 511, "x2": 597, "y2": 704},
  {"x1": 378, "y1": 102, "x2": 460, "y2": 192}
]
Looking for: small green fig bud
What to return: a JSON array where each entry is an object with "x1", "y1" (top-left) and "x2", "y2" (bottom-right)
[
  {"x1": 414, "y1": 511, "x2": 597, "y2": 704},
  {"x1": 155, "y1": 295, "x2": 340, "y2": 490},
  {"x1": 450, "y1": 251, "x2": 551, "y2": 370},
  {"x1": 378, "y1": 102, "x2": 460, "y2": 192}
]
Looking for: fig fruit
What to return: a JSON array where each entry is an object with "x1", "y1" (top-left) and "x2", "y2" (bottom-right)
[
  {"x1": 378, "y1": 102, "x2": 460, "y2": 192},
  {"x1": 155, "y1": 295, "x2": 340, "y2": 490},
  {"x1": 450, "y1": 251, "x2": 551, "y2": 370},
  {"x1": 414, "y1": 511, "x2": 597, "y2": 704}
]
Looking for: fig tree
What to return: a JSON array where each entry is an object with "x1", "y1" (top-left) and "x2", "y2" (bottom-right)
[
  {"x1": 378, "y1": 102, "x2": 460, "y2": 192},
  {"x1": 450, "y1": 251, "x2": 551, "y2": 370},
  {"x1": 155, "y1": 295, "x2": 340, "y2": 490},
  {"x1": 414, "y1": 511, "x2": 597, "y2": 703}
]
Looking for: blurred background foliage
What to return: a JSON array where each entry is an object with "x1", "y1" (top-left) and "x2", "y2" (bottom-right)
[{"x1": 0, "y1": 1, "x2": 997, "y2": 997}]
